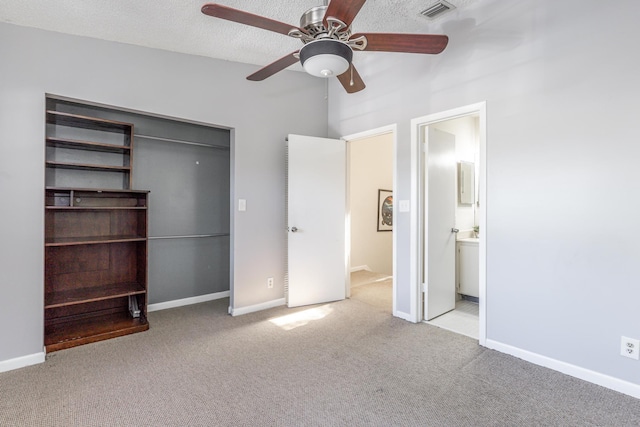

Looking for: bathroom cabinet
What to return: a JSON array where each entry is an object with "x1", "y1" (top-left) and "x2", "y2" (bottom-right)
[{"x1": 457, "y1": 239, "x2": 479, "y2": 298}]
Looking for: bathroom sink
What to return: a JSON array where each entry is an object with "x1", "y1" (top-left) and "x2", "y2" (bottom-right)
[{"x1": 457, "y1": 237, "x2": 479, "y2": 243}]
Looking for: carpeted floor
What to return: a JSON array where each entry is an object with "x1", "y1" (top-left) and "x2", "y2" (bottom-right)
[
  {"x1": 1, "y1": 291, "x2": 640, "y2": 426},
  {"x1": 351, "y1": 270, "x2": 481, "y2": 340},
  {"x1": 350, "y1": 270, "x2": 393, "y2": 312}
]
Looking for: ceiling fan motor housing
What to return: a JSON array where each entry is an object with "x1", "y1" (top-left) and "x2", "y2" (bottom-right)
[
  {"x1": 298, "y1": 5, "x2": 352, "y2": 41},
  {"x1": 299, "y1": 39, "x2": 353, "y2": 78},
  {"x1": 300, "y1": 6, "x2": 328, "y2": 37}
]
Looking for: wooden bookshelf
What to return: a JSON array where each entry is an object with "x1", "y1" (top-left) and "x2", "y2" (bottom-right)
[
  {"x1": 44, "y1": 187, "x2": 149, "y2": 352},
  {"x1": 45, "y1": 110, "x2": 133, "y2": 189}
]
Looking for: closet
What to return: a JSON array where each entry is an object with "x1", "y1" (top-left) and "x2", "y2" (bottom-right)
[{"x1": 44, "y1": 96, "x2": 231, "y2": 351}]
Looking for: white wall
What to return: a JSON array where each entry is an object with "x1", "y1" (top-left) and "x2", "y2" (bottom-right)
[
  {"x1": 432, "y1": 116, "x2": 479, "y2": 233},
  {"x1": 328, "y1": 0, "x2": 640, "y2": 389},
  {"x1": 0, "y1": 23, "x2": 326, "y2": 365},
  {"x1": 349, "y1": 133, "x2": 393, "y2": 275}
]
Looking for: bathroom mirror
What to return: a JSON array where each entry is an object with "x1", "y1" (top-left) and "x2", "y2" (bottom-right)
[{"x1": 458, "y1": 161, "x2": 475, "y2": 205}]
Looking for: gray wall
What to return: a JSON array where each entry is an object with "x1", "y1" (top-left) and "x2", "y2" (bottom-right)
[
  {"x1": 0, "y1": 23, "x2": 326, "y2": 362},
  {"x1": 328, "y1": 0, "x2": 640, "y2": 385},
  {"x1": 136, "y1": 137, "x2": 230, "y2": 303}
]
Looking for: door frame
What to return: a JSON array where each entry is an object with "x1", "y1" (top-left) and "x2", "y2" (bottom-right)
[
  {"x1": 342, "y1": 124, "x2": 398, "y2": 314},
  {"x1": 410, "y1": 102, "x2": 487, "y2": 345}
]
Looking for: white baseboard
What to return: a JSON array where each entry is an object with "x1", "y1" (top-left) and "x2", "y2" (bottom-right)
[
  {"x1": 350, "y1": 265, "x2": 372, "y2": 273},
  {"x1": 230, "y1": 298, "x2": 286, "y2": 316},
  {"x1": 0, "y1": 351, "x2": 45, "y2": 373},
  {"x1": 147, "y1": 290, "x2": 230, "y2": 312},
  {"x1": 485, "y1": 339, "x2": 640, "y2": 400},
  {"x1": 393, "y1": 310, "x2": 416, "y2": 323}
]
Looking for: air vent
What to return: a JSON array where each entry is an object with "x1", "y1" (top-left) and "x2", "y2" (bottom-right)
[{"x1": 420, "y1": 1, "x2": 456, "y2": 19}]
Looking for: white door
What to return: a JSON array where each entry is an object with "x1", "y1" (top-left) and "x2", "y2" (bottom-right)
[
  {"x1": 287, "y1": 134, "x2": 347, "y2": 307},
  {"x1": 424, "y1": 128, "x2": 457, "y2": 320}
]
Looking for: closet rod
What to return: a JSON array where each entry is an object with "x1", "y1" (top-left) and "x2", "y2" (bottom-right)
[
  {"x1": 135, "y1": 134, "x2": 230, "y2": 150},
  {"x1": 149, "y1": 233, "x2": 230, "y2": 240}
]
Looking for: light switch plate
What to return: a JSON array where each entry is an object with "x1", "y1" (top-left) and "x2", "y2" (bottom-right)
[
  {"x1": 238, "y1": 199, "x2": 246, "y2": 211},
  {"x1": 399, "y1": 200, "x2": 410, "y2": 212}
]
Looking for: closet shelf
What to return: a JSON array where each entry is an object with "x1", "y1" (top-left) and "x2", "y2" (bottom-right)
[
  {"x1": 46, "y1": 137, "x2": 131, "y2": 154},
  {"x1": 46, "y1": 110, "x2": 132, "y2": 133},
  {"x1": 46, "y1": 186, "x2": 148, "y2": 193},
  {"x1": 45, "y1": 235, "x2": 146, "y2": 246},
  {"x1": 45, "y1": 282, "x2": 146, "y2": 309},
  {"x1": 45, "y1": 312, "x2": 148, "y2": 352},
  {"x1": 46, "y1": 161, "x2": 131, "y2": 173},
  {"x1": 46, "y1": 206, "x2": 147, "y2": 211}
]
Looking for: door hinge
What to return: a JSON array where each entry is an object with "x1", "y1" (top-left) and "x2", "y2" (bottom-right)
[{"x1": 421, "y1": 283, "x2": 427, "y2": 293}]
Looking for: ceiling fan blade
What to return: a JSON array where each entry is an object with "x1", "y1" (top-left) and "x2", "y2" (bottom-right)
[
  {"x1": 336, "y1": 64, "x2": 366, "y2": 94},
  {"x1": 201, "y1": 3, "x2": 303, "y2": 36},
  {"x1": 353, "y1": 33, "x2": 449, "y2": 54},
  {"x1": 323, "y1": 0, "x2": 367, "y2": 27},
  {"x1": 247, "y1": 51, "x2": 300, "y2": 81}
]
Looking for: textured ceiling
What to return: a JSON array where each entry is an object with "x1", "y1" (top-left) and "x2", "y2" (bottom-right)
[{"x1": 0, "y1": 0, "x2": 479, "y2": 71}]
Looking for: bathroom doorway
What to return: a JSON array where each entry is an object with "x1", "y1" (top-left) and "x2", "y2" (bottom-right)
[{"x1": 411, "y1": 103, "x2": 487, "y2": 343}]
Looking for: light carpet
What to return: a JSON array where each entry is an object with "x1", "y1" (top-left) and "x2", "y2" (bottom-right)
[{"x1": 1, "y1": 293, "x2": 639, "y2": 426}]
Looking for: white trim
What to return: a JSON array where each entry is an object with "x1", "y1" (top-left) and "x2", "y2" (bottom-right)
[
  {"x1": 410, "y1": 102, "x2": 487, "y2": 343},
  {"x1": 477, "y1": 104, "x2": 487, "y2": 346},
  {"x1": 229, "y1": 128, "x2": 236, "y2": 312},
  {"x1": 147, "y1": 291, "x2": 230, "y2": 312},
  {"x1": 230, "y1": 298, "x2": 286, "y2": 316},
  {"x1": 0, "y1": 351, "x2": 45, "y2": 373},
  {"x1": 393, "y1": 310, "x2": 415, "y2": 323},
  {"x1": 486, "y1": 339, "x2": 640, "y2": 400},
  {"x1": 342, "y1": 124, "x2": 397, "y2": 143},
  {"x1": 350, "y1": 265, "x2": 372, "y2": 273},
  {"x1": 409, "y1": 120, "x2": 421, "y2": 323},
  {"x1": 342, "y1": 124, "x2": 398, "y2": 320}
]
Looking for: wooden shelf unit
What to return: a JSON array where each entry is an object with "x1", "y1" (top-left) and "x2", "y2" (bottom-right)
[
  {"x1": 45, "y1": 110, "x2": 134, "y2": 189},
  {"x1": 44, "y1": 187, "x2": 149, "y2": 352}
]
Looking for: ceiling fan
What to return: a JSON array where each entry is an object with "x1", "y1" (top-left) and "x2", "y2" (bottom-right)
[{"x1": 201, "y1": 0, "x2": 449, "y2": 93}]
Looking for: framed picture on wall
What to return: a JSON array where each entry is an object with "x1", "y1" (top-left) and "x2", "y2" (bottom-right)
[{"x1": 377, "y1": 189, "x2": 393, "y2": 232}]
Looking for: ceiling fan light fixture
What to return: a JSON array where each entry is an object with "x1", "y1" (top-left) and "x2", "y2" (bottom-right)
[{"x1": 299, "y1": 39, "x2": 353, "y2": 78}]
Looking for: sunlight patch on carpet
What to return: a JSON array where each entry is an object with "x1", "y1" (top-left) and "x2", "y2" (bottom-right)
[{"x1": 268, "y1": 305, "x2": 334, "y2": 331}]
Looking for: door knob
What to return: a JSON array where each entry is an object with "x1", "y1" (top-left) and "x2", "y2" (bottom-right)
[
  {"x1": 451, "y1": 228, "x2": 459, "y2": 233},
  {"x1": 291, "y1": 227, "x2": 298, "y2": 233}
]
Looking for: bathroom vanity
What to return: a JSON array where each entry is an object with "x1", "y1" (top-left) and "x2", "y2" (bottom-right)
[{"x1": 457, "y1": 237, "x2": 479, "y2": 298}]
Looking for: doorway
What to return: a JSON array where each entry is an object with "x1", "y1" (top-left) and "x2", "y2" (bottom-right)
[
  {"x1": 410, "y1": 103, "x2": 487, "y2": 344},
  {"x1": 286, "y1": 128, "x2": 397, "y2": 311},
  {"x1": 343, "y1": 125, "x2": 397, "y2": 314}
]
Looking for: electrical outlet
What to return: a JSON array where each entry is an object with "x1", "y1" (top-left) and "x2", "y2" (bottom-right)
[
  {"x1": 267, "y1": 277, "x2": 274, "y2": 289},
  {"x1": 620, "y1": 336, "x2": 640, "y2": 360}
]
